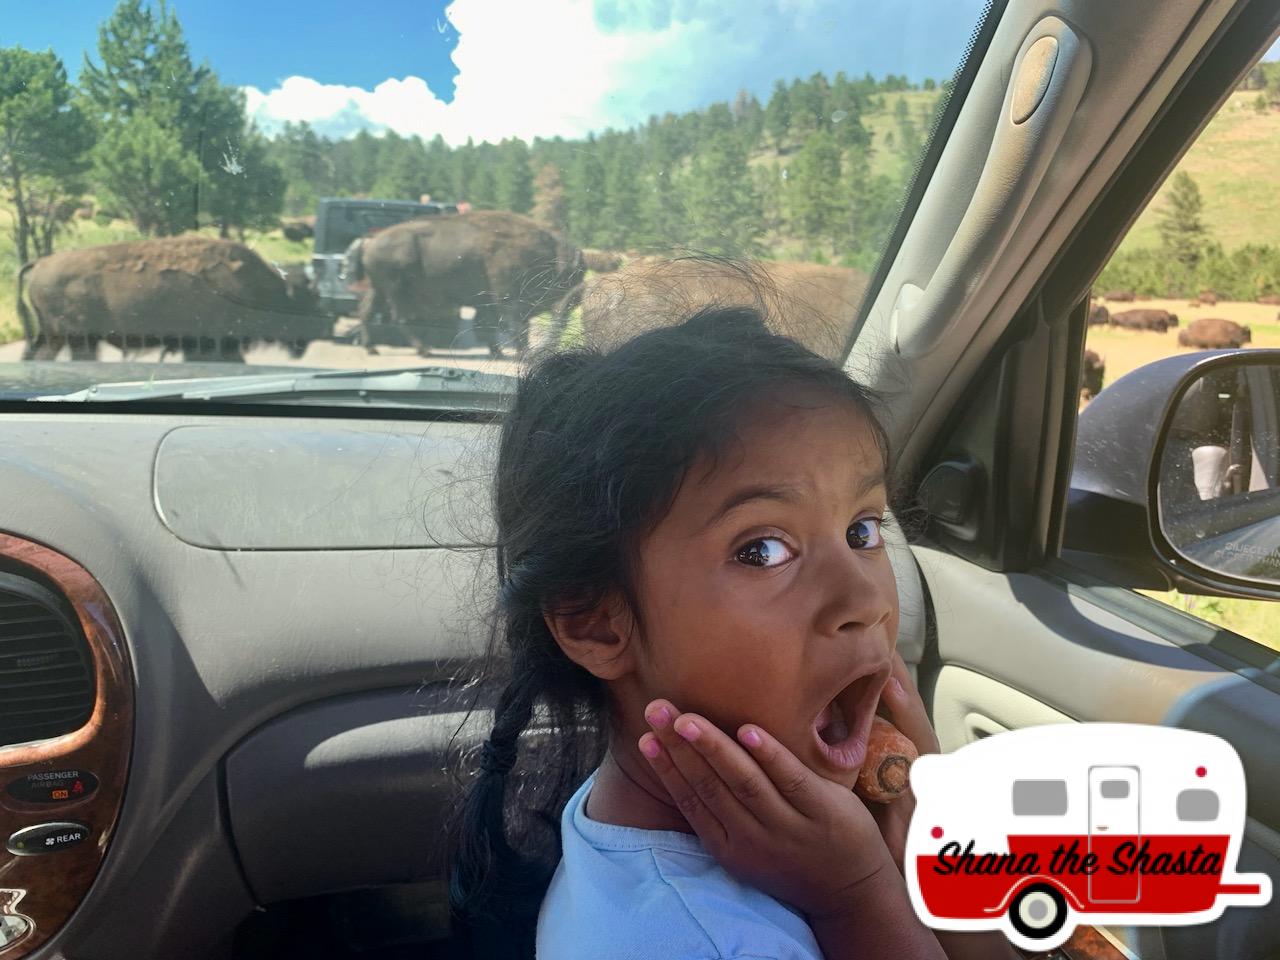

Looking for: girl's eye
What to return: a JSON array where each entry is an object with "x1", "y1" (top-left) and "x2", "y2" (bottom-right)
[
  {"x1": 735, "y1": 537, "x2": 794, "y2": 568},
  {"x1": 847, "y1": 516, "x2": 885, "y2": 550}
]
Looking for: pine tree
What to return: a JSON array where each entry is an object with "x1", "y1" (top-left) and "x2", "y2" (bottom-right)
[
  {"x1": 786, "y1": 128, "x2": 842, "y2": 252},
  {"x1": 731, "y1": 89, "x2": 764, "y2": 148},
  {"x1": 269, "y1": 121, "x2": 329, "y2": 215},
  {"x1": 371, "y1": 132, "x2": 427, "y2": 201},
  {"x1": 894, "y1": 97, "x2": 922, "y2": 162},
  {"x1": 81, "y1": 0, "x2": 280, "y2": 235},
  {"x1": 348, "y1": 129, "x2": 382, "y2": 196},
  {"x1": 841, "y1": 145, "x2": 901, "y2": 270},
  {"x1": 566, "y1": 138, "x2": 606, "y2": 247},
  {"x1": 425, "y1": 134, "x2": 452, "y2": 199},
  {"x1": 531, "y1": 163, "x2": 568, "y2": 236},
  {"x1": 1158, "y1": 171, "x2": 1209, "y2": 277},
  {"x1": 682, "y1": 130, "x2": 762, "y2": 256},
  {"x1": 0, "y1": 47, "x2": 95, "y2": 262},
  {"x1": 468, "y1": 142, "x2": 499, "y2": 208},
  {"x1": 494, "y1": 138, "x2": 534, "y2": 213},
  {"x1": 93, "y1": 109, "x2": 201, "y2": 235},
  {"x1": 789, "y1": 76, "x2": 824, "y2": 138},
  {"x1": 829, "y1": 72, "x2": 871, "y2": 151},
  {"x1": 599, "y1": 138, "x2": 642, "y2": 249},
  {"x1": 205, "y1": 125, "x2": 284, "y2": 239},
  {"x1": 764, "y1": 80, "x2": 790, "y2": 152}
]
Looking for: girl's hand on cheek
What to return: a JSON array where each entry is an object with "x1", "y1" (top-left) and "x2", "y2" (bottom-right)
[
  {"x1": 638, "y1": 698, "x2": 898, "y2": 925},
  {"x1": 870, "y1": 651, "x2": 940, "y2": 875}
]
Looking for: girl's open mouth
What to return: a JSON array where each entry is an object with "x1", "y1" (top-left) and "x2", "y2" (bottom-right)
[{"x1": 812, "y1": 667, "x2": 890, "y2": 772}]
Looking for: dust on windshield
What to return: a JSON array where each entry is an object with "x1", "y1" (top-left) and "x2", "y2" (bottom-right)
[{"x1": 1, "y1": 0, "x2": 985, "y2": 402}]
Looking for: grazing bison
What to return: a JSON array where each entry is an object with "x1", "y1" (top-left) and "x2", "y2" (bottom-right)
[
  {"x1": 1258, "y1": 294, "x2": 1280, "y2": 305},
  {"x1": 1109, "y1": 308, "x2": 1177, "y2": 333},
  {"x1": 17, "y1": 236, "x2": 328, "y2": 362},
  {"x1": 1177, "y1": 318, "x2": 1252, "y2": 349},
  {"x1": 1082, "y1": 349, "x2": 1105, "y2": 399},
  {"x1": 1103, "y1": 290, "x2": 1135, "y2": 302},
  {"x1": 1088, "y1": 303, "x2": 1109, "y2": 326},
  {"x1": 565, "y1": 256, "x2": 870, "y2": 361},
  {"x1": 359, "y1": 209, "x2": 584, "y2": 357},
  {"x1": 1198, "y1": 290, "x2": 1219, "y2": 305},
  {"x1": 282, "y1": 220, "x2": 314, "y2": 242}
]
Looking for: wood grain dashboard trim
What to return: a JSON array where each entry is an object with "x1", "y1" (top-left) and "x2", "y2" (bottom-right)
[{"x1": 0, "y1": 534, "x2": 134, "y2": 959}]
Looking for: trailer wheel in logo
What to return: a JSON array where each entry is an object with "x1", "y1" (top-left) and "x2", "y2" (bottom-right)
[{"x1": 1009, "y1": 884, "x2": 1068, "y2": 940}]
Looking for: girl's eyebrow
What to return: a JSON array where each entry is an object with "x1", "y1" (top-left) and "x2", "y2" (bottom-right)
[{"x1": 702, "y1": 473, "x2": 886, "y2": 531}]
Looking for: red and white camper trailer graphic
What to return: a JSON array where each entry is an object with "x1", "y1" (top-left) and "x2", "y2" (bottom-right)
[{"x1": 905, "y1": 723, "x2": 1271, "y2": 951}]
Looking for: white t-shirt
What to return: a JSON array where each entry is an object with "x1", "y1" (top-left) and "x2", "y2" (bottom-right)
[{"x1": 536, "y1": 767, "x2": 825, "y2": 959}]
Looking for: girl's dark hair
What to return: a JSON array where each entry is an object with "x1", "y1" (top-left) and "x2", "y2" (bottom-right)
[{"x1": 442, "y1": 256, "x2": 916, "y2": 957}]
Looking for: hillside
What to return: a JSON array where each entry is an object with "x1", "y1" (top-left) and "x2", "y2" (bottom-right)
[
  {"x1": 4, "y1": 85, "x2": 1275, "y2": 344},
  {"x1": 1119, "y1": 90, "x2": 1280, "y2": 252}
]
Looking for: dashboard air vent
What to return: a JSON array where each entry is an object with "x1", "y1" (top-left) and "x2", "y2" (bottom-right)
[{"x1": 0, "y1": 571, "x2": 95, "y2": 749}]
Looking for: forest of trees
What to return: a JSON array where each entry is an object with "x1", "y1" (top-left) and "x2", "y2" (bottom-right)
[
  {"x1": 263, "y1": 70, "x2": 944, "y2": 268},
  {"x1": 7, "y1": 0, "x2": 1277, "y2": 298},
  {"x1": 1099, "y1": 170, "x2": 1280, "y2": 300},
  {"x1": 1, "y1": 0, "x2": 946, "y2": 276}
]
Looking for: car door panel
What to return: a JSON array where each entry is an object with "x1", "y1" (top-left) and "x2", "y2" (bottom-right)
[{"x1": 912, "y1": 543, "x2": 1280, "y2": 960}]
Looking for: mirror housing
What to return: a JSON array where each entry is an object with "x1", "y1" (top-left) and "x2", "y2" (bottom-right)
[{"x1": 1064, "y1": 348, "x2": 1280, "y2": 600}]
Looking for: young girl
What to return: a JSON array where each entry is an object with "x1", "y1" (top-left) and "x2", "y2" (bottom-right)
[{"x1": 444, "y1": 295, "x2": 1019, "y2": 960}]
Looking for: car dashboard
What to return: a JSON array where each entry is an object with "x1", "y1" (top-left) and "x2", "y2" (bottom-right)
[{"x1": 0, "y1": 410, "x2": 502, "y2": 959}]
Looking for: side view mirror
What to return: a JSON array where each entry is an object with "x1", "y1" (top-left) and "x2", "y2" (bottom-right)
[{"x1": 1065, "y1": 348, "x2": 1280, "y2": 600}]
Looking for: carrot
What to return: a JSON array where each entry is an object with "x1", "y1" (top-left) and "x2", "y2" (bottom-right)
[{"x1": 853, "y1": 716, "x2": 918, "y2": 803}]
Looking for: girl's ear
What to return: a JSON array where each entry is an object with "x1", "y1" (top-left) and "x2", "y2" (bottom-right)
[{"x1": 543, "y1": 589, "x2": 638, "y2": 681}]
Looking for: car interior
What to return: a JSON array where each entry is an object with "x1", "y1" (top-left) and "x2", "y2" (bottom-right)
[{"x1": 2, "y1": 1, "x2": 1279, "y2": 959}]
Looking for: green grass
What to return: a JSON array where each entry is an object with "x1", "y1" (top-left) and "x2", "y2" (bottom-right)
[
  {"x1": 1137, "y1": 588, "x2": 1280, "y2": 655},
  {"x1": 1119, "y1": 92, "x2": 1280, "y2": 253}
]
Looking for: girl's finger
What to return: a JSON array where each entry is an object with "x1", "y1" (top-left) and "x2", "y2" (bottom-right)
[
  {"x1": 637, "y1": 729, "x2": 730, "y2": 850},
  {"x1": 643, "y1": 702, "x2": 737, "y2": 834},
  {"x1": 722, "y1": 719, "x2": 829, "y2": 821},
  {"x1": 651, "y1": 707, "x2": 800, "y2": 830},
  {"x1": 878, "y1": 653, "x2": 940, "y2": 756}
]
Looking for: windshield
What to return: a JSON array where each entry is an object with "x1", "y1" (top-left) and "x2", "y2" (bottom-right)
[{"x1": 3, "y1": 0, "x2": 987, "y2": 408}]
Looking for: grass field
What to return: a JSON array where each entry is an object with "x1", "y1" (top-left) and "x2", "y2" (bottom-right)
[
  {"x1": 1119, "y1": 92, "x2": 1280, "y2": 253},
  {"x1": 1085, "y1": 297, "x2": 1280, "y2": 389}
]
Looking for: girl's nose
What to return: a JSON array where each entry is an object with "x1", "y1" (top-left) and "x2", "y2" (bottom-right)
[{"x1": 816, "y1": 539, "x2": 897, "y2": 636}]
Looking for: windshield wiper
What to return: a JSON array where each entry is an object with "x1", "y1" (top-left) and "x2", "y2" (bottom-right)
[{"x1": 34, "y1": 365, "x2": 516, "y2": 410}]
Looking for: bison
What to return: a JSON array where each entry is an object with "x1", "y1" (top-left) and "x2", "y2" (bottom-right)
[
  {"x1": 1108, "y1": 308, "x2": 1177, "y2": 333},
  {"x1": 1088, "y1": 303, "x2": 1109, "y2": 326},
  {"x1": 1177, "y1": 318, "x2": 1252, "y2": 349},
  {"x1": 560, "y1": 256, "x2": 870, "y2": 362},
  {"x1": 1197, "y1": 290, "x2": 1219, "y2": 305},
  {"x1": 1103, "y1": 290, "x2": 1135, "y2": 302},
  {"x1": 1082, "y1": 348, "x2": 1105, "y2": 399},
  {"x1": 17, "y1": 236, "x2": 329, "y2": 362},
  {"x1": 1257, "y1": 294, "x2": 1280, "y2": 305},
  {"x1": 359, "y1": 209, "x2": 584, "y2": 357}
]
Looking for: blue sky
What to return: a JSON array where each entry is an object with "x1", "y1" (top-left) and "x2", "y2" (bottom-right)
[
  {"x1": 10, "y1": 0, "x2": 462, "y2": 93},
  {"x1": 9, "y1": 2, "x2": 1280, "y2": 145}
]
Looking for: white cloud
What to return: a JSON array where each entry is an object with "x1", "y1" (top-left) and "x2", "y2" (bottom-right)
[
  {"x1": 242, "y1": 0, "x2": 983, "y2": 143},
  {"x1": 243, "y1": 0, "x2": 647, "y2": 143}
]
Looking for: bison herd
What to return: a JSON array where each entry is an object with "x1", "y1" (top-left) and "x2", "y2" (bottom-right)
[{"x1": 11, "y1": 215, "x2": 1271, "y2": 379}]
